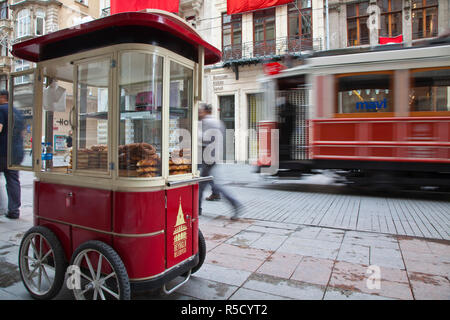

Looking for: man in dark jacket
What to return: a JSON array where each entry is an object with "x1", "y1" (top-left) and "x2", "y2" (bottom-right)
[{"x1": 0, "y1": 90, "x2": 22, "y2": 219}]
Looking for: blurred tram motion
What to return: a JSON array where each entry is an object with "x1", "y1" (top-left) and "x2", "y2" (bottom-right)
[{"x1": 257, "y1": 37, "x2": 450, "y2": 192}]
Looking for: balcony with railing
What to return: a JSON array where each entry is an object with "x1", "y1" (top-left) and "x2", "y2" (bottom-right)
[{"x1": 222, "y1": 35, "x2": 321, "y2": 64}]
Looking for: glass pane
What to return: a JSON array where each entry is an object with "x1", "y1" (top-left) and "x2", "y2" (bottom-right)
[
  {"x1": 8, "y1": 72, "x2": 34, "y2": 168},
  {"x1": 337, "y1": 73, "x2": 393, "y2": 114},
  {"x1": 347, "y1": 19, "x2": 357, "y2": 46},
  {"x1": 76, "y1": 58, "x2": 110, "y2": 173},
  {"x1": 391, "y1": 0, "x2": 402, "y2": 11},
  {"x1": 169, "y1": 61, "x2": 193, "y2": 176},
  {"x1": 118, "y1": 52, "x2": 163, "y2": 178},
  {"x1": 425, "y1": 7, "x2": 438, "y2": 38},
  {"x1": 289, "y1": 15, "x2": 299, "y2": 37},
  {"x1": 410, "y1": 68, "x2": 450, "y2": 112},
  {"x1": 347, "y1": 4, "x2": 356, "y2": 18},
  {"x1": 360, "y1": 19, "x2": 369, "y2": 44},
  {"x1": 412, "y1": 9, "x2": 423, "y2": 39}
]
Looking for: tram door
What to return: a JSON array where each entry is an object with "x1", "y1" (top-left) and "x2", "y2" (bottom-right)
[{"x1": 219, "y1": 95, "x2": 235, "y2": 162}]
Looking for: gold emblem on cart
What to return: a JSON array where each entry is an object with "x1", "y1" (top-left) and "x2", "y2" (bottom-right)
[{"x1": 173, "y1": 197, "x2": 187, "y2": 258}]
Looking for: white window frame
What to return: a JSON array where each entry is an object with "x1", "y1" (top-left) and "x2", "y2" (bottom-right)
[
  {"x1": 14, "y1": 60, "x2": 31, "y2": 85},
  {"x1": 17, "y1": 9, "x2": 31, "y2": 39},
  {"x1": 35, "y1": 10, "x2": 46, "y2": 36}
]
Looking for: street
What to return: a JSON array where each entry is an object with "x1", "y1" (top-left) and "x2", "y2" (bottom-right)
[{"x1": 0, "y1": 164, "x2": 449, "y2": 300}]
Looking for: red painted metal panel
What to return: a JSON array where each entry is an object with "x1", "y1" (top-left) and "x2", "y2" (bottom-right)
[
  {"x1": 192, "y1": 184, "x2": 199, "y2": 254},
  {"x1": 165, "y1": 186, "x2": 193, "y2": 269},
  {"x1": 71, "y1": 227, "x2": 113, "y2": 256},
  {"x1": 111, "y1": 0, "x2": 179, "y2": 14},
  {"x1": 113, "y1": 234, "x2": 165, "y2": 280},
  {"x1": 38, "y1": 220, "x2": 72, "y2": 262},
  {"x1": 312, "y1": 117, "x2": 450, "y2": 163},
  {"x1": 113, "y1": 191, "x2": 165, "y2": 235},
  {"x1": 38, "y1": 182, "x2": 112, "y2": 232}
]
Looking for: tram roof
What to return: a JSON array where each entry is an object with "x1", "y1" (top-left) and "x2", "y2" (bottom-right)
[{"x1": 11, "y1": 10, "x2": 222, "y2": 65}]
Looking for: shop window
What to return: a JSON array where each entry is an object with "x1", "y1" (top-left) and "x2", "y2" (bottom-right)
[
  {"x1": 169, "y1": 61, "x2": 193, "y2": 176},
  {"x1": 118, "y1": 52, "x2": 163, "y2": 178},
  {"x1": 410, "y1": 68, "x2": 450, "y2": 112},
  {"x1": 346, "y1": 1, "x2": 369, "y2": 46},
  {"x1": 412, "y1": 0, "x2": 438, "y2": 39},
  {"x1": 337, "y1": 73, "x2": 393, "y2": 114},
  {"x1": 76, "y1": 58, "x2": 110, "y2": 173}
]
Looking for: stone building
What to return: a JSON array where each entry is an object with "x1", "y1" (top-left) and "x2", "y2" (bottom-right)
[{"x1": 194, "y1": 0, "x2": 449, "y2": 162}]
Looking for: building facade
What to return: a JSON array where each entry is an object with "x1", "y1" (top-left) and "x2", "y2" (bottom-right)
[{"x1": 195, "y1": 0, "x2": 449, "y2": 163}]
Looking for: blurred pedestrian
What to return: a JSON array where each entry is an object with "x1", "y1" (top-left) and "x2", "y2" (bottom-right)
[
  {"x1": 0, "y1": 90, "x2": 23, "y2": 219},
  {"x1": 64, "y1": 130, "x2": 73, "y2": 162},
  {"x1": 198, "y1": 103, "x2": 242, "y2": 220}
]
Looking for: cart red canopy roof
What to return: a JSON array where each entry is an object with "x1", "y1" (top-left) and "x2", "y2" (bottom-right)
[{"x1": 12, "y1": 11, "x2": 222, "y2": 65}]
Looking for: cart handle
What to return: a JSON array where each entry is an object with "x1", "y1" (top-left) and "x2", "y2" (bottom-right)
[{"x1": 166, "y1": 176, "x2": 213, "y2": 187}]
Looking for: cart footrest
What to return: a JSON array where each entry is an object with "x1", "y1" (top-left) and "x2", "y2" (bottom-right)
[{"x1": 162, "y1": 269, "x2": 191, "y2": 295}]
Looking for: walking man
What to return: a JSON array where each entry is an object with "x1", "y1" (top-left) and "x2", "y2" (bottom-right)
[
  {"x1": 0, "y1": 90, "x2": 23, "y2": 219},
  {"x1": 198, "y1": 103, "x2": 242, "y2": 220}
]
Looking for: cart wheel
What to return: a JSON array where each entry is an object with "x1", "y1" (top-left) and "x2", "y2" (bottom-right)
[
  {"x1": 70, "y1": 241, "x2": 130, "y2": 300},
  {"x1": 19, "y1": 226, "x2": 67, "y2": 300},
  {"x1": 192, "y1": 229, "x2": 206, "y2": 274}
]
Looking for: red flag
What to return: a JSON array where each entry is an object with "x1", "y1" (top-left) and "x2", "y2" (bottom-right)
[
  {"x1": 379, "y1": 35, "x2": 403, "y2": 45},
  {"x1": 227, "y1": 0, "x2": 293, "y2": 15},
  {"x1": 110, "y1": 0, "x2": 179, "y2": 14}
]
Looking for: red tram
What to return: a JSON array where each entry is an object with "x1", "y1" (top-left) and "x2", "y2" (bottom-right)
[
  {"x1": 258, "y1": 40, "x2": 450, "y2": 191},
  {"x1": 7, "y1": 11, "x2": 221, "y2": 300}
]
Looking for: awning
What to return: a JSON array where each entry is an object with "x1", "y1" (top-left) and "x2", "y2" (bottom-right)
[
  {"x1": 110, "y1": 0, "x2": 179, "y2": 14},
  {"x1": 227, "y1": 0, "x2": 294, "y2": 15}
]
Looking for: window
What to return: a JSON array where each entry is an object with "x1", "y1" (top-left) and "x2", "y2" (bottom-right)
[
  {"x1": 347, "y1": 1, "x2": 369, "y2": 46},
  {"x1": 253, "y1": 8, "x2": 276, "y2": 56},
  {"x1": 76, "y1": 58, "x2": 110, "y2": 173},
  {"x1": 169, "y1": 61, "x2": 193, "y2": 176},
  {"x1": 118, "y1": 52, "x2": 163, "y2": 178},
  {"x1": 36, "y1": 10, "x2": 45, "y2": 36},
  {"x1": 1, "y1": 43, "x2": 7, "y2": 56},
  {"x1": 337, "y1": 73, "x2": 393, "y2": 114},
  {"x1": 412, "y1": 0, "x2": 438, "y2": 39},
  {"x1": 16, "y1": 9, "x2": 31, "y2": 39},
  {"x1": 410, "y1": 68, "x2": 450, "y2": 113},
  {"x1": 0, "y1": 1, "x2": 8, "y2": 20},
  {"x1": 76, "y1": 0, "x2": 89, "y2": 5},
  {"x1": 222, "y1": 13, "x2": 242, "y2": 60},
  {"x1": 288, "y1": 0, "x2": 312, "y2": 51},
  {"x1": 14, "y1": 60, "x2": 30, "y2": 85},
  {"x1": 0, "y1": 74, "x2": 7, "y2": 91},
  {"x1": 378, "y1": 0, "x2": 402, "y2": 38}
]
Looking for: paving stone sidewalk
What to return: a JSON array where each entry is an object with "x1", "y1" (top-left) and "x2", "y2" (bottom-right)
[{"x1": 1, "y1": 210, "x2": 449, "y2": 300}]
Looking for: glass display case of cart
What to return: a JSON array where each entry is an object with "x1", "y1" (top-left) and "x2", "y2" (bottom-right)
[
  {"x1": 169, "y1": 61, "x2": 193, "y2": 176},
  {"x1": 119, "y1": 52, "x2": 163, "y2": 178}
]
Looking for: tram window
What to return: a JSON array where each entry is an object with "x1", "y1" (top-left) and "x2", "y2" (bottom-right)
[
  {"x1": 410, "y1": 68, "x2": 450, "y2": 113},
  {"x1": 169, "y1": 61, "x2": 193, "y2": 176},
  {"x1": 76, "y1": 58, "x2": 110, "y2": 173},
  {"x1": 336, "y1": 73, "x2": 393, "y2": 114},
  {"x1": 118, "y1": 52, "x2": 163, "y2": 178}
]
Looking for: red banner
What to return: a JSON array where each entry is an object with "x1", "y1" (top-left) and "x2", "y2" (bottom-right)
[
  {"x1": 227, "y1": 0, "x2": 293, "y2": 15},
  {"x1": 379, "y1": 35, "x2": 403, "y2": 45},
  {"x1": 110, "y1": 0, "x2": 179, "y2": 14}
]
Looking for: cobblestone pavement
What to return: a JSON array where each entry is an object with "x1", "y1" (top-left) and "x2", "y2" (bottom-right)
[{"x1": 0, "y1": 166, "x2": 449, "y2": 300}]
